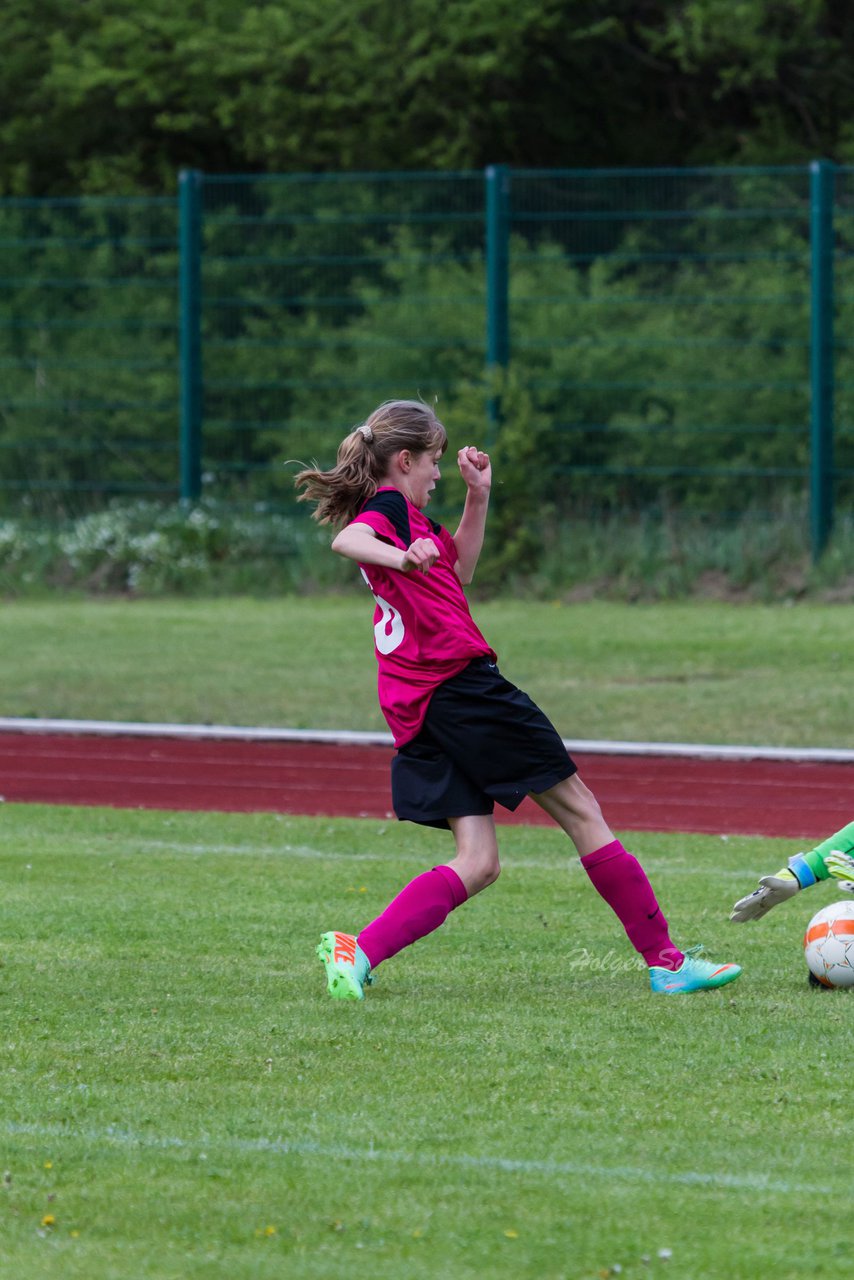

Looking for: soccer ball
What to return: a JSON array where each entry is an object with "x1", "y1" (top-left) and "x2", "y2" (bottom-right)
[{"x1": 804, "y1": 901, "x2": 854, "y2": 988}]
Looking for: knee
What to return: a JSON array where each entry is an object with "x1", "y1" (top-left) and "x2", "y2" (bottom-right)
[
  {"x1": 447, "y1": 815, "x2": 501, "y2": 897},
  {"x1": 478, "y1": 858, "x2": 501, "y2": 891},
  {"x1": 533, "y1": 773, "x2": 607, "y2": 845},
  {"x1": 456, "y1": 849, "x2": 501, "y2": 896},
  {"x1": 558, "y1": 774, "x2": 603, "y2": 824}
]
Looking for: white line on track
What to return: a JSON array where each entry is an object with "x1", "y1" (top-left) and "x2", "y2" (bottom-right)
[
  {"x1": 3, "y1": 1120, "x2": 826, "y2": 1196},
  {"x1": 2, "y1": 716, "x2": 854, "y2": 762}
]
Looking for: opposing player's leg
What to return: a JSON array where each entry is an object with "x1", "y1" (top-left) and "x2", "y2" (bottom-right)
[
  {"x1": 316, "y1": 815, "x2": 499, "y2": 1001},
  {"x1": 532, "y1": 774, "x2": 741, "y2": 993},
  {"x1": 730, "y1": 819, "x2": 854, "y2": 923}
]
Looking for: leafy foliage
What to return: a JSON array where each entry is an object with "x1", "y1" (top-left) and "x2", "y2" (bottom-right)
[
  {"x1": 3, "y1": 497, "x2": 854, "y2": 603},
  {"x1": 0, "y1": 196, "x2": 178, "y2": 514},
  {"x1": 4, "y1": 166, "x2": 854, "y2": 582},
  {"x1": 0, "y1": 500, "x2": 350, "y2": 596},
  {"x1": 3, "y1": 2, "x2": 854, "y2": 197}
]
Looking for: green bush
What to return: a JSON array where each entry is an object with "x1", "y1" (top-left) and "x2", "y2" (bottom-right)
[
  {"x1": 2, "y1": 498, "x2": 853, "y2": 601},
  {"x1": 2, "y1": 172, "x2": 853, "y2": 584},
  {"x1": 0, "y1": 500, "x2": 352, "y2": 597}
]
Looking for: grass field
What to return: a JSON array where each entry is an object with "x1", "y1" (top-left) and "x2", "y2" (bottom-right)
[
  {"x1": 1, "y1": 596, "x2": 852, "y2": 746},
  {"x1": 2, "y1": 803, "x2": 852, "y2": 1279}
]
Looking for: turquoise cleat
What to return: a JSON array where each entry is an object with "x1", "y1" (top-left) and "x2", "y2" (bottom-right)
[
  {"x1": 649, "y1": 945, "x2": 742, "y2": 994},
  {"x1": 316, "y1": 931, "x2": 373, "y2": 1001}
]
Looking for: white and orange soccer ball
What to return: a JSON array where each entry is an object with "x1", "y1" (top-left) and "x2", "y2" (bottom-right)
[{"x1": 804, "y1": 901, "x2": 854, "y2": 988}]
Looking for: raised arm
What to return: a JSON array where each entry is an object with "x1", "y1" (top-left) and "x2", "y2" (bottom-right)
[
  {"x1": 452, "y1": 447, "x2": 491, "y2": 584},
  {"x1": 331, "y1": 522, "x2": 441, "y2": 574}
]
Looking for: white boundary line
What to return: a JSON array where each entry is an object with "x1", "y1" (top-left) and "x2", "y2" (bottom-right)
[
  {"x1": 3, "y1": 1121, "x2": 825, "y2": 1196},
  {"x1": 1, "y1": 715, "x2": 854, "y2": 762},
  {"x1": 99, "y1": 837, "x2": 765, "y2": 876}
]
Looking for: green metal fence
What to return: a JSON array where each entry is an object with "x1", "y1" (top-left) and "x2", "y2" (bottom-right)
[
  {"x1": 1, "y1": 165, "x2": 852, "y2": 555},
  {"x1": 191, "y1": 169, "x2": 486, "y2": 509},
  {"x1": 510, "y1": 169, "x2": 814, "y2": 493},
  {"x1": 0, "y1": 194, "x2": 179, "y2": 509}
]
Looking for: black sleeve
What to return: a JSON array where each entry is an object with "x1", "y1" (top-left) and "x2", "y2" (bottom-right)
[{"x1": 359, "y1": 490, "x2": 412, "y2": 546}]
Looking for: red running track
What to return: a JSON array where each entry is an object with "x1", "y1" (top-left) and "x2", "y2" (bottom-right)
[{"x1": 1, "y1": 731, "x2": 851, "y2": 839}]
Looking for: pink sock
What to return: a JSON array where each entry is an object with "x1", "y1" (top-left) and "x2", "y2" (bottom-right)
[
  {"x1": 357, "y1": 865, "x2": 468, "y2": 969},
  {"x1": 581, "y1": 839, "x2": 684, "y2": 971}
]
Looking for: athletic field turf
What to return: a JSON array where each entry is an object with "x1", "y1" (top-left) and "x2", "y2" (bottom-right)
[
  {"x1": 2, "y1": 804, "x2": 850, "y2": 1279},
  {"x1": 3, "y1": 598, "x2": 853, "y2": 748}
]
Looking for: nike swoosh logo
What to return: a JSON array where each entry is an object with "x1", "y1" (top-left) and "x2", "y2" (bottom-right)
[{"x1": 647, "y1": 908, "x2": 660, "y2": 920}]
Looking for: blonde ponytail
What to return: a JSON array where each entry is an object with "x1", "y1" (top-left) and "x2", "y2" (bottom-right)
[{"x1": 295, "y1": 400, "x2": 447, "y2": 526}]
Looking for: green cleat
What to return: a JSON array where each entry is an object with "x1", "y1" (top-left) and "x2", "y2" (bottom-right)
[
  {"x1": 316, "y1": 931, "x2": 373, "y2": 1001},
  {"x1": 650, "y1": 945, "x2": 742, "y2": 994}
]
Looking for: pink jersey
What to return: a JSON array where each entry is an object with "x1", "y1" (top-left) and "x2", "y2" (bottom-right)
[{"x1": 351, "y1": 487, "x2": 496, "y2": 745}]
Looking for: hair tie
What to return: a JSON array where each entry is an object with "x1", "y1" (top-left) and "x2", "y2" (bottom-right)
[{"x1": 357, "y1": 424, "x2": 373, "y2": 442}]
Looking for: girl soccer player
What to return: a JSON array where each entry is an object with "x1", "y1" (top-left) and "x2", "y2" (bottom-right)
[{"x1": 296, "y1": 399, "x2": 742, "y2": 998}]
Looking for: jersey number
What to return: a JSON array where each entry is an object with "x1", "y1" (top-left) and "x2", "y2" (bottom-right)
[{"x1": 361, "y1": 569, "x2": 405, "y2": 654}]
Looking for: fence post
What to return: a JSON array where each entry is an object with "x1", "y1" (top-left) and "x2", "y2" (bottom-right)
[
  {"x1": 485, "y1": 164, "x2": 510, "y2": 440},
  {"x1": 179, "y1": 168, "x2": 203, "y2": 503},
  {"x1": 809, "y1": 159, "x2": 835, "y2": 559}
]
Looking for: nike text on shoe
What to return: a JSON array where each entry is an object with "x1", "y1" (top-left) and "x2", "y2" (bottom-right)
[
  {"x1": 649, "y1": 945, "x2": 742, "y2": 994},
  {"x1": 316, "y1": 930, "x2": 372, "y2": 1001}
]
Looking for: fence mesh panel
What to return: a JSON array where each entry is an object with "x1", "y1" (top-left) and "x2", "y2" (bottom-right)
[
  {"x1": 0, "y1": 196, "x2": 178, "y2": 515},
  {"x1": 0, "y1": 166, "x2": 850, "y2": 538},
  {"x1": 508, "y1": 167, "x2": 812, "y2": 516},
  {"x1": 834, "y1": 166, "x2": 854, "y2": 503},
  {"x1": 199, "y1": 172, "x2": 486, "y2": 506}
]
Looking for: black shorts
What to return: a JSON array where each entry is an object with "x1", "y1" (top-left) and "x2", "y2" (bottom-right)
[{"x1": 391, "y1": 658, "x2": 577, "y2": 829}]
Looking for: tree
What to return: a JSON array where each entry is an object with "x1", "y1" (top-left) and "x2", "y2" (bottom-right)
[{"x1": 3, "y1": 1, "x2": 854, "y2": 197}]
